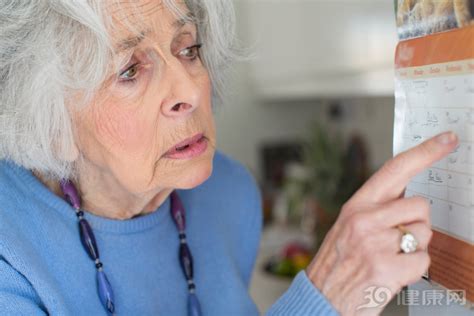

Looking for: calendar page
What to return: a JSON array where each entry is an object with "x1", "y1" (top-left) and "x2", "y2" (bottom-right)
[{"x1": 394, "y1": 26, "x2": 474, "y2": 303}]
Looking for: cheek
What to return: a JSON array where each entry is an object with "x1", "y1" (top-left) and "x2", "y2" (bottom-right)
[
  {"x1": 93, "y1": 103, "x2": 151, "y2": 154},
  {"x1": 199, "y1": 75, "x2": 215, "y2": 126}
]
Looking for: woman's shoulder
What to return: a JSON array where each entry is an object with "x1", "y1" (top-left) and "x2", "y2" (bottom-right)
[
  {"x1": 0, "y1": 159, "x2": 34, "y2": 199},
  {"x1": 0, "y1": 160, "x2": 54, "y2": 248},
  {"x1": 180, "y1": 150, "x2": 262, "y2": 230},
  {"x1": 0, "y1": 159, "x2": 36, "y2": 210},
  {"x1": 182, "y1": 151, "x2": 263, "y2": 285},
  {"x1": 0, "y1": 160, "x2": 27, "y2": 219},
  {"x1": 196, "y1": 151, "x2": 262, "y2": 217},
  {"x1": 209, "y1": 151, "x2": 260, "y2": 198}
]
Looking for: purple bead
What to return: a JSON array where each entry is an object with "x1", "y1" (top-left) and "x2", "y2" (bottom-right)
[
  {"x1": 79, "y1": 219, "x2": 99, "y2": 260},
  {"x1": 97, "y1": 270, "x2": 115, "y2": 315},
  {"x1": 170, "y1": 191, "x2": 186, "y2": 232},
  {"x1": 59, "y1": 179, "x2": 81, "y2": 209},
  {"x1": 188, "y1": 292, "x2": 202, "y2": 316},
  {"x1": 179, "y1": 243, "x2": 194, "y2": 280}
]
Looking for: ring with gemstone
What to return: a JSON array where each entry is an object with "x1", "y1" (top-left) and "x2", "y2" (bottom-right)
[{"x1": 398, "y1": 225, "x2": 418, "y2": 253}]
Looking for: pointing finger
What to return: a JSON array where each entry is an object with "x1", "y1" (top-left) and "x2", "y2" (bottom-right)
[{"x1": 350, "y1": 131, "x2": 458, "y2": 206}]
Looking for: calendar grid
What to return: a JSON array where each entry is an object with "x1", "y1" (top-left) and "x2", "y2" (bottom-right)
[{"x1": 394, "y1": 59, "x2": 474, "y2": 245}]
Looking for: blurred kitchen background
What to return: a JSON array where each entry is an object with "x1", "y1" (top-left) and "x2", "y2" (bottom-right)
[{"x1": 213, "y1": 0, "x2": 403, "y2": 314}]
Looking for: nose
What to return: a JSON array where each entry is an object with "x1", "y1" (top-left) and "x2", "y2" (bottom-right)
[{"x1": 160, "y1": 61, "x2": 201, "y2": 118}]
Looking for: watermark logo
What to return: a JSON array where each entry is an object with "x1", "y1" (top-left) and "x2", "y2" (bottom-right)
[
  {"x1": 357, "y1": 286, "x2": 392, "y2": 309},
  {"x1": 357, "y1": 286, "x2": 467, "y2": 310}
]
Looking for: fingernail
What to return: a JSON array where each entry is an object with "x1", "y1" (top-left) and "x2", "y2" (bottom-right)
[{"x1": 435, "y1": 132, "x2": 457, "y2": 145}]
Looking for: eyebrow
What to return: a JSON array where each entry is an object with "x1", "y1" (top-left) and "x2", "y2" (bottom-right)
[
  {"x1": 115, "y1": 12, "x2": 196, "y2": 53},
  {"x1": 115, "y1": 30, "x2": 150, "y2": 52},
  {"x1": 172, "y1": 11, "x2": 196, "y2": 29}
]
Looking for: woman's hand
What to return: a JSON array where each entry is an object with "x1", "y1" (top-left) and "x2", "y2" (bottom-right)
[{"x1": 305, "y1": 131, "x2": 458, "y2": 315}]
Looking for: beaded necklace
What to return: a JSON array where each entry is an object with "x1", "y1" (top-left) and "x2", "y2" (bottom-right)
[{"x1": 59, "y1": 180, "x2": 202, "y2": 316}]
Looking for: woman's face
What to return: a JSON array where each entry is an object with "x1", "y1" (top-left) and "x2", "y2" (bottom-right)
[{"x1": 72, "y1": 1, "x2": 215, "y2": 195}]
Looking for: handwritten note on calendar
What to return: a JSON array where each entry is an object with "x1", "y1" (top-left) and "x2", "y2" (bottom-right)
[{"x1": 393, "y1": 26, "x2": 474, "y2": 302}]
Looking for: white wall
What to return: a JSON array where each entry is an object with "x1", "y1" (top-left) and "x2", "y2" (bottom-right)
[{"x1": 214, "y1": 0, "x2": 396, "y2": 181}]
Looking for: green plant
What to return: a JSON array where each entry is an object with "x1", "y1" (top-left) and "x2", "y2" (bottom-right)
[
  {"x1": 304, "y1": 123, "x2": 345, "y2": 214},
  {"x1": 304, "y1": 122, "x2": 370, "y2": 250}
]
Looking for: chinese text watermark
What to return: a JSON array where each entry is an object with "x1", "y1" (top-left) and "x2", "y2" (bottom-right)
[{"x1": 357, "y1": 286, "x2": 467, "y2": 310}]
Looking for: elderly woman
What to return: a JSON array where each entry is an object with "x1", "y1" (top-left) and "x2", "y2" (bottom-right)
[{"x1": 0, "y1": 1, "x2": 458, "y2": 315}]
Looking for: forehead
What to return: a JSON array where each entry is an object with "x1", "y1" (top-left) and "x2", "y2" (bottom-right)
[{"x1": 106, "y1": 0, "x2": 192, "y2": 45}]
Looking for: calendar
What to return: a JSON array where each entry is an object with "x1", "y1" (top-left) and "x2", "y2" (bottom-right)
[{"x1": 394, "y1": 26, "x2": 474, "y2": 303}]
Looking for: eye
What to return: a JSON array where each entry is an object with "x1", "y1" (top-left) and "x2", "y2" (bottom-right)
[
  {"x1": 178, "y1": 44, "x2": 202, "y2": 60},
  {"x1": 119, "y1": 63, "x2": 140, "y2": 82}
]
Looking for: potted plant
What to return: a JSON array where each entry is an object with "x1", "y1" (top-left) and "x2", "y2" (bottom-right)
[{"x1": 305, "y1": 123, "x2": 369, "y2": 250}]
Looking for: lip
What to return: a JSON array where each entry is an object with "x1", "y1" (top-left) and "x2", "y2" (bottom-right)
[{"x1": 163, "y1": 133, "x2": 208, "y2": 159}]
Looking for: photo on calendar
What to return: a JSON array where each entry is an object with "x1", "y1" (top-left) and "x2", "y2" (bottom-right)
[{"x1": 395, "y1": 0, "x2": 474, "y2": 39}]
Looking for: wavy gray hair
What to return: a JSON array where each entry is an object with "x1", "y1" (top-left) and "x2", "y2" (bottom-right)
[{"x1": 0, "y1": 0, "x2": 237, "y2": 180}]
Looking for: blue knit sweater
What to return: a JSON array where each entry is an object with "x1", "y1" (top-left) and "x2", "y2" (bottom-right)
[{"x1": 0, "y1": 151, "x2": 337, "y2": 315}]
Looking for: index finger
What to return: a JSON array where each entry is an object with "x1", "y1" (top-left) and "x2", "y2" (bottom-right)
[{"x1": 350, "y1": 131, "x2": 458, "y2": 206}]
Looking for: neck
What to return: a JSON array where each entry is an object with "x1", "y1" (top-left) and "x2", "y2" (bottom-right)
[{"x1": 33, "y1": 171, "x2": 173, "y2": 220}]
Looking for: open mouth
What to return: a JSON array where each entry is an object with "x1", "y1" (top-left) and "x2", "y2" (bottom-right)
[{"x1": 163, "y1": 133, "x2": 208, "y2": 159}]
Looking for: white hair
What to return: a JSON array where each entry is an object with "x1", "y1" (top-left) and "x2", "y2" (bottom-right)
[{"x1": 0, "y1": 0, "x2": 238, "y2": 180}]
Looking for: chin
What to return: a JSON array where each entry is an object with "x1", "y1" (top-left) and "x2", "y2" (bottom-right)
[{"x1": 174, "y1": 150, "x2": 215, "y2": 190}]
